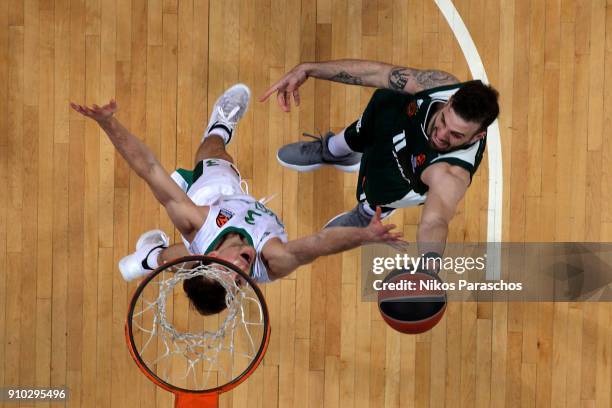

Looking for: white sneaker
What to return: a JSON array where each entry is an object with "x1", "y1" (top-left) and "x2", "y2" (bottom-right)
[
  {"x1": 118, "y1": 229, "x2": 170, "y2": 281},
  {"x1": 203, "y1": 83, "x2": 251, "y2": 144}
]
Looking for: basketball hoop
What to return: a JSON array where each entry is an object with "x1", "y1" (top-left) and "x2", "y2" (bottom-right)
[{"x1": 125, "y1": 255, "x2": 270, "y2": 408}]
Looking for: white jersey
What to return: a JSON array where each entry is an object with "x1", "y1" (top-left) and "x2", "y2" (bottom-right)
[
  {"x1": 172, "y1": 158, "x2": 287, "y2": 283},
  {"x1": 185, "y1": 194, "x2": 287, "y2": 283}
]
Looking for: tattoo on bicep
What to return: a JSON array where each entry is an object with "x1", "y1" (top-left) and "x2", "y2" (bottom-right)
[
  {"x1": 389, "y1": 68, "x2": 411, "y2": 90},
  {"x1": 329, "y1": 71, "x2": 364, "y2": 85},
  {"x1": 389, "y1": 67, "x2": 459, "y2": 91},
  {"x1": 414, "y1": 70, "x2": 459, "y2": 89}
]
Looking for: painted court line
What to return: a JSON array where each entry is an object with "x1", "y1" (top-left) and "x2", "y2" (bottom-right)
[{"x1": 434, "y1": 0, "x2": 502, "y2": 279}]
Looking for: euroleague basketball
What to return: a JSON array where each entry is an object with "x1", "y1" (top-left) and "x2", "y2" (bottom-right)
[{"x1": 377, "y1": 269, "x2": 448, "y2": 334}]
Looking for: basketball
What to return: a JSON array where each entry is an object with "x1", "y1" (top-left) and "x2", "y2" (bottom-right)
[{"x1": 377, "y1": 269, "x2": 447, "y2": 334}]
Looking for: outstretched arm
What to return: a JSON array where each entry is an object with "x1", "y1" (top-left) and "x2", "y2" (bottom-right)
[
  {"x1": 70, "y1": 100, "x2": 205, "y2": 241},
  {"x1": 263, "y1": 208, "x2": 404, "y2": 279},
  {"x1": 417, "y1": 162, "x2": 470, "y2": 268},
  {"x1": 260, "y1": 59, "x2": 459, "y2": 111}
]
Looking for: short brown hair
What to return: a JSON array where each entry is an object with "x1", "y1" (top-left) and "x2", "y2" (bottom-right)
[
  {"x1": 450, "y1": 81, "x2": 499, "y2": 132},
  {"x1": 183, "y1": 275, "x2": 227, "y2": 315}
]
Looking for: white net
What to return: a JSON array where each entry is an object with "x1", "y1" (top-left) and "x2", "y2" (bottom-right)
[{"x1": 129, "y1": 259, "x2": 267, "y2": 391}]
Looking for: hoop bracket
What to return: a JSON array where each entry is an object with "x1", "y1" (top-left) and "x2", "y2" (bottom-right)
[{"x1": 175, "y1": 393, "x2": 219, "y2": 408}]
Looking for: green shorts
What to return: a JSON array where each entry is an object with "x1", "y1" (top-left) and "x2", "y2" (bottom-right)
[{"x1": 344, "y1": 90, "x2": 421, "y2": 209}]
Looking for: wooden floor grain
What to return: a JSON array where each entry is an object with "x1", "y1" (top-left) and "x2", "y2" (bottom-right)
[{"x1": 1, "y1": 0, "x2": 611, "y2": 407}]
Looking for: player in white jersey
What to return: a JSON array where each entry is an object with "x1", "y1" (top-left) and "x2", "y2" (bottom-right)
[{"x1": 71, "y1": 84, "x2": 402, "y2": 315}]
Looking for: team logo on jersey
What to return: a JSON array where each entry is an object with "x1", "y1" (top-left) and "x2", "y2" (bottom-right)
[
  {"x1": 411, "y1": 153, "x2": 427, "y2": 172},
  {"x1": 406, "y1": 101, "x2": 418, "y2": 117},
  {"x1": 216, "y1": 208, "x2": 234, "y2": 227}
]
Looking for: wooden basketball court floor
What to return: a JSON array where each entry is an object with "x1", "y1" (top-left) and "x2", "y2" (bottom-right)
[{"x1": 1, "y1": 0, "x2": 611, "y2": 407}]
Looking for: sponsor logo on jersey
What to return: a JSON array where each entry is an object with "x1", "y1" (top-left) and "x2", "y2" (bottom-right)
[
  {"x1": 411, "y1": 153, "x2": 427, "y2": 172},
  {"x1": 356, "y1": 115, "x2": 363, "y2": 133},
  {"x1": 406, "y1": 101, "x2": 418, "y2": 117},
  {"x1": 216, "y1": 208, "x2": 235, "y2": 228}
]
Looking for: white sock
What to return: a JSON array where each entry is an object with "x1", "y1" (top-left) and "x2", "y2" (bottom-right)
[
  {"x1": 202, "y1": 127, "x2": 231, "y2": 144},
  {"x1": 362, "y1": 203, "x2": 394, "y2": 218},
  {"x1": 327, "y1": 129, "x2": 354, "y2": 157},
  {"x1": 361, "y1": 203, "x2": 376, "y2": 216}
]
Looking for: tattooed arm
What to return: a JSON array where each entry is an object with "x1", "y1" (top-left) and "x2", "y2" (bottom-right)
[
  {"x1": 302, "y1": 60, "x2": 380, "y2": 86},
  {"x1": 261, "y1": 59, "x2": 459, "y2": 111},
  {"x1": 386, "y1": 66, "x2": 459, "y2": 93},
  {"x1": 310, "y1": 60, "x2": 459, "y2": 92}
]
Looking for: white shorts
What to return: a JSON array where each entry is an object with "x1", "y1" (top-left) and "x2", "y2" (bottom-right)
[{"x1": 171, "y1": 158, "x2": 246, "y2": 206}]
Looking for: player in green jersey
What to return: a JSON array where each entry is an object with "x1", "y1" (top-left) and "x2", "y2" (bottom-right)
[{"x1": 261, "y1": 59, "x2": 499, "y2": 266}]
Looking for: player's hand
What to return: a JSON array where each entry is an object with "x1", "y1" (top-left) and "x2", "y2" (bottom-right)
[
  {"x1": 259, "y1": 64, "x2": 309, "y2": 112},
  {"x1": 363, "y1": 207, "x2": 407, "y2": 247},
  {"x1": 70, "y1": 99, "x2": 117, "y2": 123}
]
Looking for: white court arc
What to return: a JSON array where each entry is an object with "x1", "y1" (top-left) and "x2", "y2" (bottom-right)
[{"x1": 434, "y1": 0, "x2": 502, "y2": 278}]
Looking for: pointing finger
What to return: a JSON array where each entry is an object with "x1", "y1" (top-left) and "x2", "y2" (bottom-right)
[{"x1": 259, "y1": 84, "x2": 279, "y2": 102}]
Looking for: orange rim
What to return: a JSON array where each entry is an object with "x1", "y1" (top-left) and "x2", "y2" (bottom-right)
[{"x1": 124, "y1": 255, "x2": 271, "y2": 398}]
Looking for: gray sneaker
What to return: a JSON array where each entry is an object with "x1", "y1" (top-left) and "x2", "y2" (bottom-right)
[
  {"x1": 276, "y1": 132, "x2": 362, "y2": 172},
  {"x1": 324, "y1": 203, "x2": 372, "y2": 228},
  {"x1": 324, "y1": 203, "x2": 395, "y2": 228}
]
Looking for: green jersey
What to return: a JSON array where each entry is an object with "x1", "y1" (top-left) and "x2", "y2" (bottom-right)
[{"x1": 344, "y1": 82, "x2": 487, "y2": 209}]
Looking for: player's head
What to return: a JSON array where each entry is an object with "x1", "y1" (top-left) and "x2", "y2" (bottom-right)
[
  {"x1": 207, "y1": 233, "x2": 256, "y2": 273},
  {"x1": 429, "y1": 81, "x2": 499, "y2": 152},
  {"x1": 183, "y1": 234, "x2": 256, "y2": 316}
]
